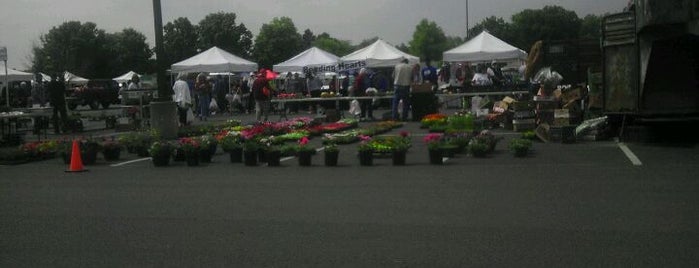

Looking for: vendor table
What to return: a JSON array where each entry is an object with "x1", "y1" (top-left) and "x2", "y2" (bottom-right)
[
  {"x1": 436, "y1": 91, "x2": 529, "y2": 109},
  {"x1": 271, "y1": 95, "x2": 394, "y2": 121}
]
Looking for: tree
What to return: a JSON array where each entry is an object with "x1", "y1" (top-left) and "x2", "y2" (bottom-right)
[
  {"x1": 579, "y1": 14, "x2": 603, "y2": 39},
  {"x1": 468, "y1": 16, "x2": 514, "y2": 43},
  {"x1": 252, "y1": 17, "x2": 304, "y2": 68},
  {"x1": 408, "y1": 19, "x2": 448, "y2": 61},
  {"x1": 31, "y1": 21, "x2": 108, "y2": 78},
  {"x1": 445, "y1": 35, "x2": 464, "y2": 51},
  {"x1": 198, "y1": 12, "x2": 253, "y2": 58},
  {"x1": 105, "y1": 28, "x2": 153, "y2": 76},
  {"x1": 312, "y1": 33, "x2": 353, "y2": 56},
  {"x1": 163, "y1": 17, "x2": 198, "y2": 65},
  {"x1": 302, "y1": 29, "x2": 316, "y2": 49},
  {"x1": 510, "y1": 5, "x2": 582, "y2": 51},
  {"x1": 355, "y1": 37, "x2": 379, "y2": 50}
]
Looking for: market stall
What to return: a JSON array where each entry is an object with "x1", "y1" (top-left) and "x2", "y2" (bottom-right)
[
  {"x1": 171, "y1": 46, "x2": 258, "y2": 74},
  {"x1": 273, "y1": 47, "x2": 339, "y2": 74},
  {"x1": 340, "y1": 39, "x2": 419, "y2": 68}
]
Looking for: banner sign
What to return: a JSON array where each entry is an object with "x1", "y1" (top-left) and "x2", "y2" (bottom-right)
[{"x1": 302, "y1": 60, "x2": 366, "y2": 75}]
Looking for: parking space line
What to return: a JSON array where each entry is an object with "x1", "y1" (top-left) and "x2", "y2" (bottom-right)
[
  {"x1": 618, "y1": 142, "x2": 642, "y2": 166},
  {"x1": 110, "y1": 158, "x2": 151, "y2": 167}
]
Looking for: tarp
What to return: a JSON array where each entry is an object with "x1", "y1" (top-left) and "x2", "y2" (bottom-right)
[
  {"x1": 171, "y1": 46, "x2": 258, "y2": 73},
  {"x1": 273, "y1": 47, "x2": 340, "y2": 74},
  {"x1": 0, "y1": 67, "x2": 33, "y2": 82},
  {"x1": 64, "y1": 71, "x2": 89, "y2": 85},
  {"x1": 113, "y1": 71, "x2": 140, "y2": 83},
  {"x1": 443, "y1": 31, "x2": 528, "y2": 63},
  {"x1": 340, "y1": 39, "x2": 420, "y2": 68}
]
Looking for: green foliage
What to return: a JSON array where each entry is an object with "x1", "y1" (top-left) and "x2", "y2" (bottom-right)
[
  {"x1": 149, "y1": 141, "x2": 173, "y2": 157},
  {"x1": 32, "y1": 21, "x2": 108, "y2": 77},
  {"x1": 409, "y1": 19, "x2": 448, "y2": 61},
  {"x1": 105, "y1": 28, "x2": 153, "y2": 75},
  {"x1": 163, "y1": 17, "x2": 199, "y2": 65},
  {"x1": 253, "y1": 17, "x2": 304, "y2": 68},
  {"x1": 579, "y1": 14, "x2": 603, "y2": 39},
  {"x1": 198, "y1": 12, "x2": 253, "y2": 58},
  {"x1": 510, "y1": 6, "x2": 582, "y2": 50},
  {"x1": 467, "y1": 16, "x2": 513, "y2": 41},
  {"x1": 313, "y1": 33, "x2": 354, "y2": 56},
  {"x1": 509, "y1": 138, "x2": 532, "y2": 151}
]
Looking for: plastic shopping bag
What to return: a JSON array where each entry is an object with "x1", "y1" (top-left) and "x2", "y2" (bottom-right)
[
  {"x1": 186, "y1": 108, "x2": 195, "y2": 123},
  {"x1": 349, "y1": 99, "x2": 361, "y2": 116},
  {"x1": 209, "y1": 98, "x2": 219, "y2": 111}
]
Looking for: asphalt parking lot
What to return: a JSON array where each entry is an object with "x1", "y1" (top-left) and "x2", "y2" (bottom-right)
[{"x1": 2, "y1": 109, "x2": 699, "y2": 267}]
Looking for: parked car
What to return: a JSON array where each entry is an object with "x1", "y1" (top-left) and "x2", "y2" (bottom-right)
[{"x1": 66, "y1": 79, "x2": 120, "y2": 110}]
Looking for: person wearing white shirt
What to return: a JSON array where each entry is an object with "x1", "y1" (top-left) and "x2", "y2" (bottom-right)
[{"x1": 172, "y1": 73, "x2": 192, "y2": 126}]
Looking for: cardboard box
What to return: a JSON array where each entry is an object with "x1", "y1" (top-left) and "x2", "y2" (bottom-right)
[
  {"x1": 561, "y1": 87, "x2": 583, "y2": 103},
  {"x1": 411, "y1": 83, "x2": 433, "y2": 93}
]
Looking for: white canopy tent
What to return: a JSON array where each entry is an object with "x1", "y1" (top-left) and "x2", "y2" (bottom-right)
[
  {"x1": 340, "y1": 39, "x2": 420, "y2": 68},
  {"x1": 0, "y1": 68, "x2": 33, "y2": 82},
  {"x1": 64, "y1": 71, "x2": 89, "y2": 85},
  {"x1": 443, "y1": 31, "x2": 527, "y2": 63},
  {"x1": 171, "y1": 46, "x2": 258, "y2": 74},
  {"x1": 113, "y1": 71, "x2": 140, "y2": 83},
  {"x1": 273, "y1": 47, "x2": 340, "y2": 73},
  {"x1": 39, "y1": 72, "x2": 52, "y2": 82}
]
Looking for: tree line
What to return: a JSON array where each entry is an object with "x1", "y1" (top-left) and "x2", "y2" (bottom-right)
[{"x1": 30, "y1": 6, "x2": 604, "y2": 79}]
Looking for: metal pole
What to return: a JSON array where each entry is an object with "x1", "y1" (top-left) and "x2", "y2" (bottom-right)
[
  {"x1": 465, "y1": 0, "x2": 469, "y2": 38},
  {"x1": 4, "y1": 60, "x2": 8, "y2": 107},
  {"x1": 152, "y1": 0, "x2": 169, "y2": 101}
]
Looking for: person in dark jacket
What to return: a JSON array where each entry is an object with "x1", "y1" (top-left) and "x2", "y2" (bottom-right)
[
  {"x1": 252, "y1": 70, "x2": 272, "y2": 122},
  {"x1": 48, "y1": 73, "x2": 67, "y2": 133}
]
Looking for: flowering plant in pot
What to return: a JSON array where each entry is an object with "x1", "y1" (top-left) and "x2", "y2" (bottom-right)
[
  {"x1": 423, "y1": 133, "x2": 444, "y2": 165},
  {"x1": 357, "y1": 135, "x2": 373, "y2": 166},
  {"x1": 391, "y1": 131, "x2": 411, "y2": 165},
  {"x1": 322, "y1": 134, "x2": 340, "y2": 166},
  {"x1": 295, "y1": 136, "x2": 315, "y2": 166},
  {"x1": 149, "y1": 140, "x2": 173, "y2": 166},
  {"x1": 218, "y1": 131, "x2": 242, "y2": 152},
  {"x1": 468, "y1": 140, "x2": 490, "y2": 158},
  {"x1": 509, "y1": 138, "x2": 532, "y2": 157},
  {"x1": 101, "y1": 136, "x2": 123, "y2": 161}
]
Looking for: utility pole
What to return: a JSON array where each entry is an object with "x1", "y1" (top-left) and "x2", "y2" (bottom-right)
[{"x1": 150, "y1": 0, "x2": 178, "y2": 139}]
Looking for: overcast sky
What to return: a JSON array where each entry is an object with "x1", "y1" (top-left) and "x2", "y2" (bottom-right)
[{"x1": 0, "y1": 0, "x2": 628, "y2": 69}]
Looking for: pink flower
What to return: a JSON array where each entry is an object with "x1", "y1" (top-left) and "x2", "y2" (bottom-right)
[
  {"x1": 359, "y1": 135, "x2": 371, "y2": 142},
  {"x1": 423, "y1": 133, "x2": 443, "y2": 144},
  {"x1": 299, "y1": 136, "x2": 309, "y2": 145}
]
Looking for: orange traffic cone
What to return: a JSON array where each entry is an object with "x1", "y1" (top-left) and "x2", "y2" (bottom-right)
[{"x1": 65, "y1": 139, "x2": 88, "y2": 173}]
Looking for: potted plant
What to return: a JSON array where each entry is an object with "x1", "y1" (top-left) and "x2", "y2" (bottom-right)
[
  {"x1": 79, "y1": 137, "x2": 101, "y2": 165},
  {"x1": 265, "y1": 145, "x2": 282, "y2": 167},
  {"x1": 423, "y1": 133, "x2": 444, "y2": 165},
  {"x1": 468, "y1": 140, "x2": 490, "y2": 158},
  {"x1": 131, "y1": 131, "x2": 153, "y2": 157},
  {"x1": 220, "y1": 134, "x2": 243, "y2": 163},
  {"x1": 295, "y1": 136, "x2": 315, "y2": 167},
  {"x1": 101, "y1": 136, "x2": 122, "y2": 161},
  {"x1": 509, "y1": 138, "x2": 532, "y2": 157},
  {"x1": 179, "y1": 137, "x2": 201, "y2": 166},
  {"x1": 242, "y1": 139, "x2": 259, "y2": 166},
  {"x1": 149, "y1": 140, "x2": 173, "y2": 167},
  {"x1": 323, "y1": 142, "x2": 339, "y2": 167},
  {"x1": 391, "y1": 131, "x2": 411, "y2": 166},
  {"x1": 198, "y1": 134, "x2": 217, "y2": 163},
  {"x1": 357, "y1": 135, "x2": 374, "y2": 166}
]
